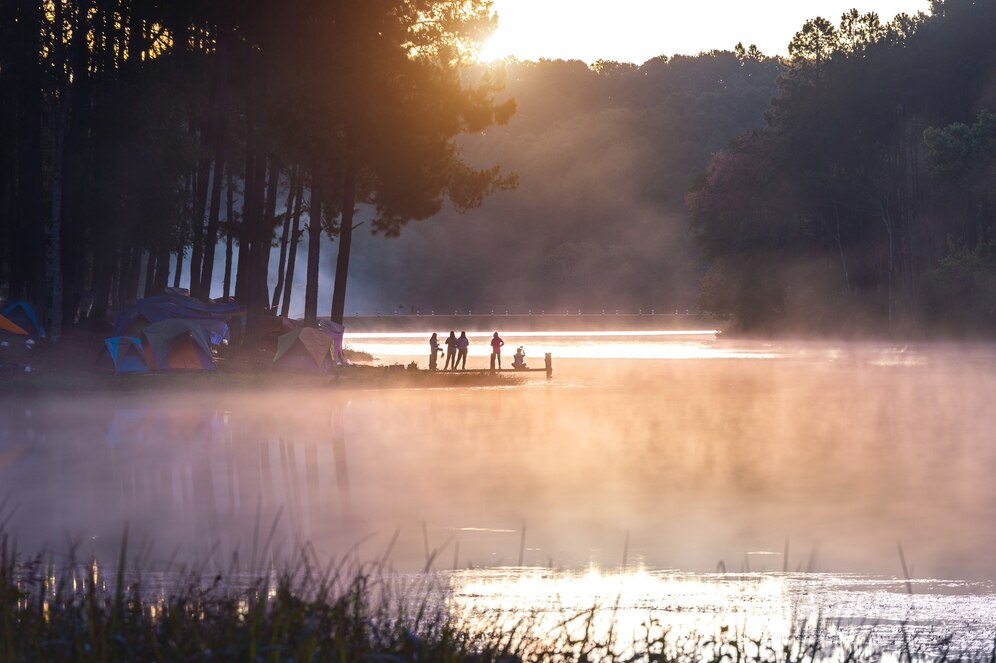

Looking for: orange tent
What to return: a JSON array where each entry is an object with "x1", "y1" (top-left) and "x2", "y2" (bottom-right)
[{"x1": 0, "y1": 313, "x2": 28, "y2": 336}]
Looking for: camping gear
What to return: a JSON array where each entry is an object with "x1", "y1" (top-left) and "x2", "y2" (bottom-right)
[
  {"x1": 113, "y1": 293, "x2": 241, "y2": 338},
  {"x1": 96, "y1": 336, "x2": 152, "y2": 374},
  {"x1": 273, "y1": 327, "x2": 333, "y2": 371},
  {"x1": 0, "y1": 313, "x2": 28, "y2": 336},
  {"x1": 142, "y1": 319, "x2": 216, "y2": 371},
  {"x1": 1, "y1": 301, "x2": 45, "y2": 338}
]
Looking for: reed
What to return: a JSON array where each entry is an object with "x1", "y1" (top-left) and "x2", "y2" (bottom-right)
[{"x1": 0, "y1": 534, "x2": 992, "y2": 662}]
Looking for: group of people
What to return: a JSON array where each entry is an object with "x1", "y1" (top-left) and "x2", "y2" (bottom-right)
[{"x1": 428, "y1": 331, "x2": 527, "y2": 371}]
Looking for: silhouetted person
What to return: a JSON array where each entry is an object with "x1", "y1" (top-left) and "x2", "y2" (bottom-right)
[
  {"x1": 456, "y1": 331, "x2": 469, "y2": 369},
  {"x1": 444, "y1": 331, "x2": 457, "y2": 370},
  {"x1": 490, "y1": 331, "x2": 505, "y2": 369},
  {"x1": 429, "y1": 333, "x2": 443, "y2": 370},
  {"x1": 512, "y1": 346, "x2": 527, "y2": 369}
]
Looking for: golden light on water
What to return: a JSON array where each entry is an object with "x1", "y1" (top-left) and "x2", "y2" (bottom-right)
[
  {"x1": 342, "y1": 330, "x2": 784, "y2": 360},
  {"x1": 447, "y1": 568, "x2": 793, "y2": 652}
]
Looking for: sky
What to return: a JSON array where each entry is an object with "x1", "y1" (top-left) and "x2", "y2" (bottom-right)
[{"x1": 478, "y1": 0, "x2": 933, "y2": 64}]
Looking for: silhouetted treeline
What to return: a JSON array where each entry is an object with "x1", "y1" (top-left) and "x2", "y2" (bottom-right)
[
  {"x1": 688, "y1": 0, "x2": 996, "y2": 335},
  {"x1": 344, "y1": 52, "x2": 783, "y2": 314},
  {"x1": 0, "y1": 0, "x2": 513, "y2": 340}
]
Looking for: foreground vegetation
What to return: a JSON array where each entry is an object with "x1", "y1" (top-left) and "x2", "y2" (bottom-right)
[{"x1": 1, "y1": 535, "x2": 992, "y2": 662}]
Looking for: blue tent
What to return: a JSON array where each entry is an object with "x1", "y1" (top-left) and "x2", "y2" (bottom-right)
[
  {"x1": 112, "y1": 294, "x2": 241, "y2": 339},
  {"x1": 1, "y1": 301, "x2": 45, "y2": 338},
  {"x1": 96, "y1": 336, "x2": 151, "y2": 374}
]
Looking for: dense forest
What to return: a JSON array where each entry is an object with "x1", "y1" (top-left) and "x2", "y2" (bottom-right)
[
  {"x1": 0, "y1": 0, "x2": 515, "y2": 340},
  {"x1": 688, "y1": 0, "x2": 996, "y2": 334},
  {"x1": 2, "y1": 0, "x2": 995, "y2": 338}
]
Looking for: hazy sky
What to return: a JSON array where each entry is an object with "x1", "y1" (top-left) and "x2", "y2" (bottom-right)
[{"x1": 479, "y1": 0, "x2": 932, "y2": 63}]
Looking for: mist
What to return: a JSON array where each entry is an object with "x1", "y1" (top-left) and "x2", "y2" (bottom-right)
[{"x1": 4, "y1": 340, "x2": 995, "y2": 580}]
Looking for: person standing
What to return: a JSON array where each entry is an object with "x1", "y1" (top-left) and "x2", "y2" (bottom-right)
[
  {"x1": 444, "y1": 331, "x2": 458, "y2": 370},
  {"x1": 456, "y1": 331, "x2": 470, "y2": 370},
  {"x1": 490, "y1": 331, "x2": 505, "y2": 369},
  {"x1": 429, "y1": 332, "x2": 443, "y2": 370}
]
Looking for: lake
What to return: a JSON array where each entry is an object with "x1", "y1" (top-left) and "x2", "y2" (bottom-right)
[{"x1": 2, "y1": 331, "x2": 995, "y2": 653}]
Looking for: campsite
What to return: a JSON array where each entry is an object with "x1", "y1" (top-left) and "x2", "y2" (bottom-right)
[{"x1": 0, "y1": 292, "x2": 524, "y2": 393}]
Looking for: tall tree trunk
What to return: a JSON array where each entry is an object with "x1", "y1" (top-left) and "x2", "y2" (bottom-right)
[
  {"x1": 258, "y1": 160, "x2": 280, "y2": 310},
  {"x1": 234, "y1": 151, "x2": 255, "y2": 305},
  {"x1": 153, "y1": 247, "x2": 170, "y2": 293},
  {"x1": 198, "y1": 39, "x2": 228, "y2": 299},
  {"x1": 92, "y1": 255, "x2": 114, "y2": 326},
  {"x1": 11, "y1": 0, "x2": 46, "y2": 303},
  {"x1": 280, "y1": 178, "x2": 305, "y2": 318},
  {"x1": 173, "y1": 248, "x2": 184, "y2": 289},
  {"x1": 143, "y1": 251, "x2": 157, "y2": 298},
  {"x1": 223, "y1": 168, "x2": 235, "y2": 300},
  {"x1": 199, "y1": 156, "x2": 226, "y2": 300},
  {"x1": 188, "y1": 109, "x2": 213, "y2": 298},
  {"x1": 303, "y1": 176, "x2": 323, "y2": 326},
  {"x1": 197, "y1": 42, "x2": 228, "y2": 301},
  {"x1": 115, "y1": 250, "x2": 128, "y2": 308},
  {"x1": 242, "y1": 135, "x2": 267, "y2": 341},
  {"x1": 330, "y1": 164, "x2": 357, "y2": 325},
  {"x1": 47, "y1": 0, "x2": 70, "y2": 341},
  {"x1": 272, "y1": 169, "x2": 299, "y2": 310},
  {"x1": 49, "y1": 86, "x2": 71, "y2": 341},
  {"x1": 121, "y1": 245, "x2": 141, "y2": 305}
]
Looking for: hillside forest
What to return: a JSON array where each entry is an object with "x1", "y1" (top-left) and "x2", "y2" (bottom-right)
[{"x1": 2, "y1": 0, "x2": 995, "y2": 337}]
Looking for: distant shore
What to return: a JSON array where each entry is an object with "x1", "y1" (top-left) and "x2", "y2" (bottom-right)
[{"x1": 329, "y1": 312, "x2": 725, "y2": 333}]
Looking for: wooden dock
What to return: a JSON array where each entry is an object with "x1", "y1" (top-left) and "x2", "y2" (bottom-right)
[{"x1": 432, "y1": 352, "x2": 553, "y2": 378}]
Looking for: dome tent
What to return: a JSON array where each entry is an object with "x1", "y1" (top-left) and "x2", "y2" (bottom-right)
[
  {"x1": 96, "y1": 336, "x2": 151, "y2": 374},
  {"x1": 1, "y1": 301, "x2": 45, "y2": 338},
  {"x1": 142, "y1": 319, "x2": 216, "y2": 371},
  {"x1": 273, "y1": 327, "x2": 333, "y2": 372}
]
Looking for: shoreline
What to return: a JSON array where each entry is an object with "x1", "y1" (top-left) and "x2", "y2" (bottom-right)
[{"x1": 0, "y1": 328, "x2": 520, "y2": 395}]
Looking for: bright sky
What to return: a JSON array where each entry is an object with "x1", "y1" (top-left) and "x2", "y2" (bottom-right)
[{"x1": 478, "y1": 0, "x2": 933, "y2": 63}]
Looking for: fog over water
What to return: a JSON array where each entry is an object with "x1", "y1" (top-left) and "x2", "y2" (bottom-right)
[{"x1": 3, "y1": 333, "x2": 996, "y2": 646}]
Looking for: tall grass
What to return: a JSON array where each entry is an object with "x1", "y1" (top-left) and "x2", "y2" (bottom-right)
[{"x1": 1, "y1": 532, "x2": 993, "y2": 662}]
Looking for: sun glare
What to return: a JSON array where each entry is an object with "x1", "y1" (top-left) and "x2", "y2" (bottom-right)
[
  {"x1": 477, "y1": 0, "x2": 931, "y2": 64},
  {"x1": 448, "y1": 568, "x2": 793, "y2": 652}
]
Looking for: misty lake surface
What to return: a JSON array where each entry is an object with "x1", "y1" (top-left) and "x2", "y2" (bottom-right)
[{"x1": 3, "y1": 331, "x2": 996, "y2": 650}]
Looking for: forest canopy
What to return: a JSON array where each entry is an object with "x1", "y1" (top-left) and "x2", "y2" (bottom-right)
[
  {"x1": 0, "y1": 0, "x2": 514, "y2": 339},
  {"x1": 2, "y1": 0, "x2": 995, "y2": 338},
  {"x1": 687, "y1": 0, "x2": 996, "y2": 335}
]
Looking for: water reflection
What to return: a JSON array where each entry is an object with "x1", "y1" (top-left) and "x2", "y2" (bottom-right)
[
  {"x1": 443, "y1": 569, "x2": 996, "y2": 656},
  {"x1": 2, "y1": 336, "x2": 996, "y2": 641}
]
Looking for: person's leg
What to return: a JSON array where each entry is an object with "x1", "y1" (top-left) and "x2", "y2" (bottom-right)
[{"x1": 497, "y1": 351, "x2": 501, "y2": 369}]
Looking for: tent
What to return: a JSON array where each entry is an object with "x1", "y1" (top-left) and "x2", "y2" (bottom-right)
[
  {"x1": 0, "y1": 313, "x2": 28, "y2": 336},
  {"x1": 1, "y1": 301, "x2": 45, "y2": 338},
  {"x1": 96, "y1": 336, "x2": 151, "y2": 374},
  {"x1": 273, "y1": 327, "x2": 333, "y2": 371},
  {"x1": 112, "y1": 296, "x2": 239, "y2": 339},
  {"x1": 142, "y1": 319, "x2": 216, "y2": 371}
]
